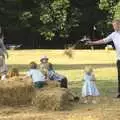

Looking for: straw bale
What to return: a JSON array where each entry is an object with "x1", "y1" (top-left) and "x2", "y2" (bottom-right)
[
  {"x1": 32, "y1": 88, "x2": 74, "y2": 111},
  {"x1": 45, "y1": 80, "x2": 60, "y2": 88},
  {"x1": 0, "y1": 77, "x2": 34, "y2": 106}
]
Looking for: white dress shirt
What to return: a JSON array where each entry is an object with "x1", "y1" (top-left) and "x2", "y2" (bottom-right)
[{"x1": 103, "y1": 31, "x2": 120, "y2": 60}]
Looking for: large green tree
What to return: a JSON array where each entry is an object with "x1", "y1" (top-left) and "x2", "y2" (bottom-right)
[
  {"x1": 0, "y1": 0, "x2": 108, "y2": 41},
  {"x1": 114, "y1": 1, "x2": 120, "y2": 19},
  {"x1": 18, "y1": 0, "x2": 72, "y2": 40}
]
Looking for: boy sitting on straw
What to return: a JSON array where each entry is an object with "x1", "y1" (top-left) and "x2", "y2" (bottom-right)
[{"x1": 24, "y1": 62, "x2": 46, "y2": 88}]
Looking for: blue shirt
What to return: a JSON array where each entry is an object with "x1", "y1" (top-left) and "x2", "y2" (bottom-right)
[{"x1": 27, "y1": 69, "x2": 45, "y2": 83}]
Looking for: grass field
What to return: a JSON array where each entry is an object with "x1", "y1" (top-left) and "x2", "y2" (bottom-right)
[{"x1": 1, "y1": 49, "x2": 120, "y2": 120}]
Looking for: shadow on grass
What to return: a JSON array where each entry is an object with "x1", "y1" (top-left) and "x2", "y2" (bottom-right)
[
  {"x1": 8, "y1": 63, "x2": 116, "y2": 71},
  {"x1": 69, "y1": 80, "x2": 117, "y2": 97}
]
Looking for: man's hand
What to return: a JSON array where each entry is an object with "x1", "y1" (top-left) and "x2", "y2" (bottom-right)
[{"x1": 85, "y1": 41, "x2": 94, "y2": 45}]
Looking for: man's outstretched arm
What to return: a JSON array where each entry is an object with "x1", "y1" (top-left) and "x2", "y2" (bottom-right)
[{"x1": 86, "y1": 39, "x2": 105, "y2": 45}]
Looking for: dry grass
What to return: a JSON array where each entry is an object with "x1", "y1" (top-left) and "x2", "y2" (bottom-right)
[{"x1": 0, "y1": 99, "x2": 120, "y2": 120}]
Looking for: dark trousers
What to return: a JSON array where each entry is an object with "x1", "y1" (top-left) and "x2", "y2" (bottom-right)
[
  {"x1": 60, "y1": 77, "x2": 68, "y2": 88},
  {"x1": 34, "y1": 81, "x2": 46, "y2": 88},
  {"x1": 117, "y1": 60, "x2": 120, "y2": 94}
]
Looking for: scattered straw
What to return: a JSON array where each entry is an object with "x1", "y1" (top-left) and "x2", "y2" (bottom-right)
[{"x1": 64, "y1": 47, "x2": 73, "y2": 58}]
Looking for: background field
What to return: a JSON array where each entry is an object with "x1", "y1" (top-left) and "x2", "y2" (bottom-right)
[
  {"x1": 7, "y1": 49, "x2": 116, "y2": 80},
  {"x1": 1, "y1": 50, "x2": 120, "y2": 120}
]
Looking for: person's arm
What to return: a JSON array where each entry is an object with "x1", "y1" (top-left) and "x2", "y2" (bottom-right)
[
  {"x1": 86, "y1": 39, "x2": 105, "y2": 45},
  {"x1": 0, "y1": 36, "x2": 8, "y2": 58},
  {"x1": 22, "y1": 75, "x2": 30, "y2": 79},
  {"x1": 22, "y1": 71, "x2": 32, "y2": 80},
  {"x1": 86, "y1": 33, "x2": 113, "y2": 46}
]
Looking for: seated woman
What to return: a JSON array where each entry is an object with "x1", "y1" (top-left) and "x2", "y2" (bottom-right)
[{"x1": 39, "y1": 56, "x2": 68, "y2": 88}]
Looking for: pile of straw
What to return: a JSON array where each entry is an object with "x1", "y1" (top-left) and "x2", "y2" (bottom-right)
[
  {"x1": 46, "y1": 80, "x2": 60, "y2": 88},
  {"x1": 32, "y1": 88, "x2": 74, "y2": 111},
  {"x1": 0, "y1": 77, "x2": 34, "y2": 106}
]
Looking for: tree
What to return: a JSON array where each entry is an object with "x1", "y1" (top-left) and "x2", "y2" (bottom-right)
[
  {"x1": 0, "y1": 0, "x2": 111, "y2": 43},
  {"x1": 13, "y1": 0, "x2": 104, "y2": 40},
  {"x1": 114, "y1": 1, "x2": 120, "y2": 19},
  {"x1": 0, "y1": 0, "x2": 21, "y2": 30},
  {"x1": 18, "y1": 0, "x2": 71, "y2": 40},
  {"x1": 97, "y1": 0, "x2": 120, "y2": 36}
]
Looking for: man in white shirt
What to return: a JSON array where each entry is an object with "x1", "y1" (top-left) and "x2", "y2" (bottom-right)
[{"x1": 87, "y1": 19, "x2": 120, "y2": 98}]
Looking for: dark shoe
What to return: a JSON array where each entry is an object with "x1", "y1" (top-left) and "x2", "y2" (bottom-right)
[
  {"x1": 116, "y1": 94, "x2": 120, "y2": 98},
  {"x1": 74, "y1": 96, "x2": 80, "y2": 102}
]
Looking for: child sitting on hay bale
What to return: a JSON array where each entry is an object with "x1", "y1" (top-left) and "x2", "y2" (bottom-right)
[
  {"x1": 24, "y1": 61, "x2": 46, "y2": 88},
  {"x1": 40, "y1": 56, "x2": 68, "y2": 88}
]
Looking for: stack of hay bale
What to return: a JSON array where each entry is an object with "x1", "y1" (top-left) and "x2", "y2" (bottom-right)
[{"x1": 0, "y1": 78, "x2": 75, "y2": 110}]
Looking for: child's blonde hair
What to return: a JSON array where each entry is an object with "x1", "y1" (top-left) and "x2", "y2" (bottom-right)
[
  {"x1": 84, "y1": 66, "x2": 93, "y2": 74},
  {"x1": 8, "y1": 68, "x2": 19, "y2": 77}
]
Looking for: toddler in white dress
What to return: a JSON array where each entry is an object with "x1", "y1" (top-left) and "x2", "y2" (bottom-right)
[{"x1": 82, "y1": 67, "x2": 100, "y2": 104}]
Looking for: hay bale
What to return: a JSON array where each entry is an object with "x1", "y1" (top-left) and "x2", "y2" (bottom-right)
[
  {"x1": 0, "y1": 77, "x2": 34, "y2": 106},
  {"x1": 32, "y1": 88, "x2": 74, "y2": 111},
  {"x1": 45, "y1": 80, "x2": 60, "y2": 88}
]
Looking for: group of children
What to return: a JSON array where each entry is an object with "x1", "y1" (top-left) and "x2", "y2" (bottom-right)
[
  {"x1": 0, "y1": 55, "x2": 100, "y2": 104},
  {"x1": 1, "y1": 56, "x2": 68, "y2": 89}
]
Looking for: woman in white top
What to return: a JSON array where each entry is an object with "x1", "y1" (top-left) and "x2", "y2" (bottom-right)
[
  {"x1": 86, "y1": 19, "x2": 120, "y2": 98},
  {"x1": 0, "y1": 34, "x2": 8, "y2": 80},
  {"x1": 82, "y1": 67, "x2": 100, "y2": 103}
]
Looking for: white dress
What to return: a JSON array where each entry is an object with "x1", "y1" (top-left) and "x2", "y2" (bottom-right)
[{"x1": 82, "y1": 73, "x2": 100, "y2": 97}]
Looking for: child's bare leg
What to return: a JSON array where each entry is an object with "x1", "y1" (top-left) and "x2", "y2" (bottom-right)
[
  {"x1": 87, "y1": 96, "x2": 93, "y2": 103},
  {"x1": 83, "y1": 96, "x2": 89, "y2": 103},
  {"x1": 92, "y1": 96, "x2": 97, "y2": 104}
]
